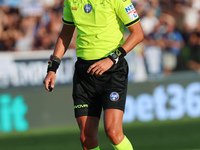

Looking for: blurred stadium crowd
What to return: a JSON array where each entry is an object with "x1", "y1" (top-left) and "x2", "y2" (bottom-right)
[{"x1": 0, "y1": 0, "x2": 200, "y2": 75}]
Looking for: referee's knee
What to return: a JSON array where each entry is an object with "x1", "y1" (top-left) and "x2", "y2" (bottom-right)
[
  {"x1": 80, "y1": 131, "x2": 98, "y2": 146},
  {"x1": 105, "y1": 128, "x2": 124, "y2": 145}
]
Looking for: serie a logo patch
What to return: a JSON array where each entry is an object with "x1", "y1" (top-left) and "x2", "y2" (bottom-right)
[
  {"x1": 84, "y1": 4, "x2": 92, "y2": 13},
  {"x1": 125, "y1": 4, "x2": 138, "y2": 20},
  {"x1": 110, "y1": 92, "x2": 119, "y2": 101}
]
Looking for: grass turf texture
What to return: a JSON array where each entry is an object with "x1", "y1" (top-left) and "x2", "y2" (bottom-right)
[{"x1": 0, "y1": 118, "x2": 200, "y2": 150}]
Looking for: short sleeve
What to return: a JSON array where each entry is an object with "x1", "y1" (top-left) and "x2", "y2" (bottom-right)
[
  {"x1": 62, "y1": 0, "x2": 74, "y2": 25},
  {"x1": 113, "y1": 0, "x2": 140, "y2": 27}
]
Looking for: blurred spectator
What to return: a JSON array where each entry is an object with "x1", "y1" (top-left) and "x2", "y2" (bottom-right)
[
  {"x1": 14, "y1": 16, "x2": 36, "y2": 51},
  {"x1": 187, "y1": 21, "x2": 200, "y2": 73},
  {"x1": 173, "y1": 1, "x2": 185, "y2": 32},
  {"x1": 0, "y1": 6, "x2": 19, "y2": 51},
  {"x1": 143, "y1": 21, "x2": 164, "y2": 76},
  {"x1": 162, "y1": 14, "x2": 184, "y2": 75},
  {"x1": 140, "y1": 8, "x2": 159, "y2": 36},
  {"x1": 183, "y1": 1, "x2": 199, "y2": 31}
]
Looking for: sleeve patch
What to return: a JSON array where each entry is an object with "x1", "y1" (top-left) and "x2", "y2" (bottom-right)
[{"x1": 125, "y1": 4, "x2": 139, "y2": 21}]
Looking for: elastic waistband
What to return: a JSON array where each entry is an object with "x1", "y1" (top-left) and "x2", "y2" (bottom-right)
[{"x1": 77, "y1": 57, "x2": 106, "y2": 64}]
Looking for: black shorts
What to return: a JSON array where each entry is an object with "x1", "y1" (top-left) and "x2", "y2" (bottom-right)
[{"x1": 72, "y1": 57, "x2": 128, "y2": 118}]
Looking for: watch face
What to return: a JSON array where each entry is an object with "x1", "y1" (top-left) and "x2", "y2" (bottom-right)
[{"x1": 111, "y1": 53, "x2": 118, "y2": 59}]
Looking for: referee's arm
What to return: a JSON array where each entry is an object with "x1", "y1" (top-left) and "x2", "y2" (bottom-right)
[
  {"x1": 53, "y1": 24, "x2": 75, "y2": 59},
  {"x1": 121, "y1": 21, "x2": 144, "y2": 54},
  {"x1": 43, "y1": 24, "x2": 75, "y2": 92}
]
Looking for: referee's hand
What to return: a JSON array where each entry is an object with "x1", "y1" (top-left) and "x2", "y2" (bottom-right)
[
  {"x1": 87, "y1": 57, "x2": 114, "y2": 76},
  {"x1": 43, "y1": 71, "x2": 56, "y2": 92}
]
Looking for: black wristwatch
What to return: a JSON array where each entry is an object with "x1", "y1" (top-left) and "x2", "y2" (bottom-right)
[
  {"x1": 108, "y1": 47, "x2": 127, "y2": 64},
  {"x1": 108, "y1": 52, "x2": 119, "y2": 64}
]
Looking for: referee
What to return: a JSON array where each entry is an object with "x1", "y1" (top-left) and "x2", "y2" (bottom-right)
[{"x1": 44, "y1": 0, "x2": 144, "y2": 149}]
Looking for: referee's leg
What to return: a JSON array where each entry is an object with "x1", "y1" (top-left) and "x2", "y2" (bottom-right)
[
  {"x1": 104, "y1": 109, "x2": 133, "y2": 150},
  {"x1": 77, "y1": 116, "x2": 100, "y2": 150}
]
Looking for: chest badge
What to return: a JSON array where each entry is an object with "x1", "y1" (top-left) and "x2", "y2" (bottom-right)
[{"x1": 84, "y1": 4, "x2": 92, "y2": 13}]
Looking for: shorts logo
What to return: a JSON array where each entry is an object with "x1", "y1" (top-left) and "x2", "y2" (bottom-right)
[
  {"x1": 125, "y1": 4, "x2": 138, "y2": 20},
  {"x1": 84, "y1": 4, "x2": 92, "y2": 13},
  {"x1": 110, "y1": 92, "x2": 119, "y2": 101},
  {"x1": 74, "y1": 104, "x2": 88, "y2": 109}
]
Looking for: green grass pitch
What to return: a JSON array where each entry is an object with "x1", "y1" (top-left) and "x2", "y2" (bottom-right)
[{"x1": 0, "y1": 117, "x2": 200, "y2": 150}]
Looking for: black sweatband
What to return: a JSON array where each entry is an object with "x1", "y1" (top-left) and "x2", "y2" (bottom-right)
[
  {"x1": 47, "y1": 55, "x2": 61, "y2": 73},
  {"x1": 108, "y1": 47, "x2": 127, "y2": 64}
]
